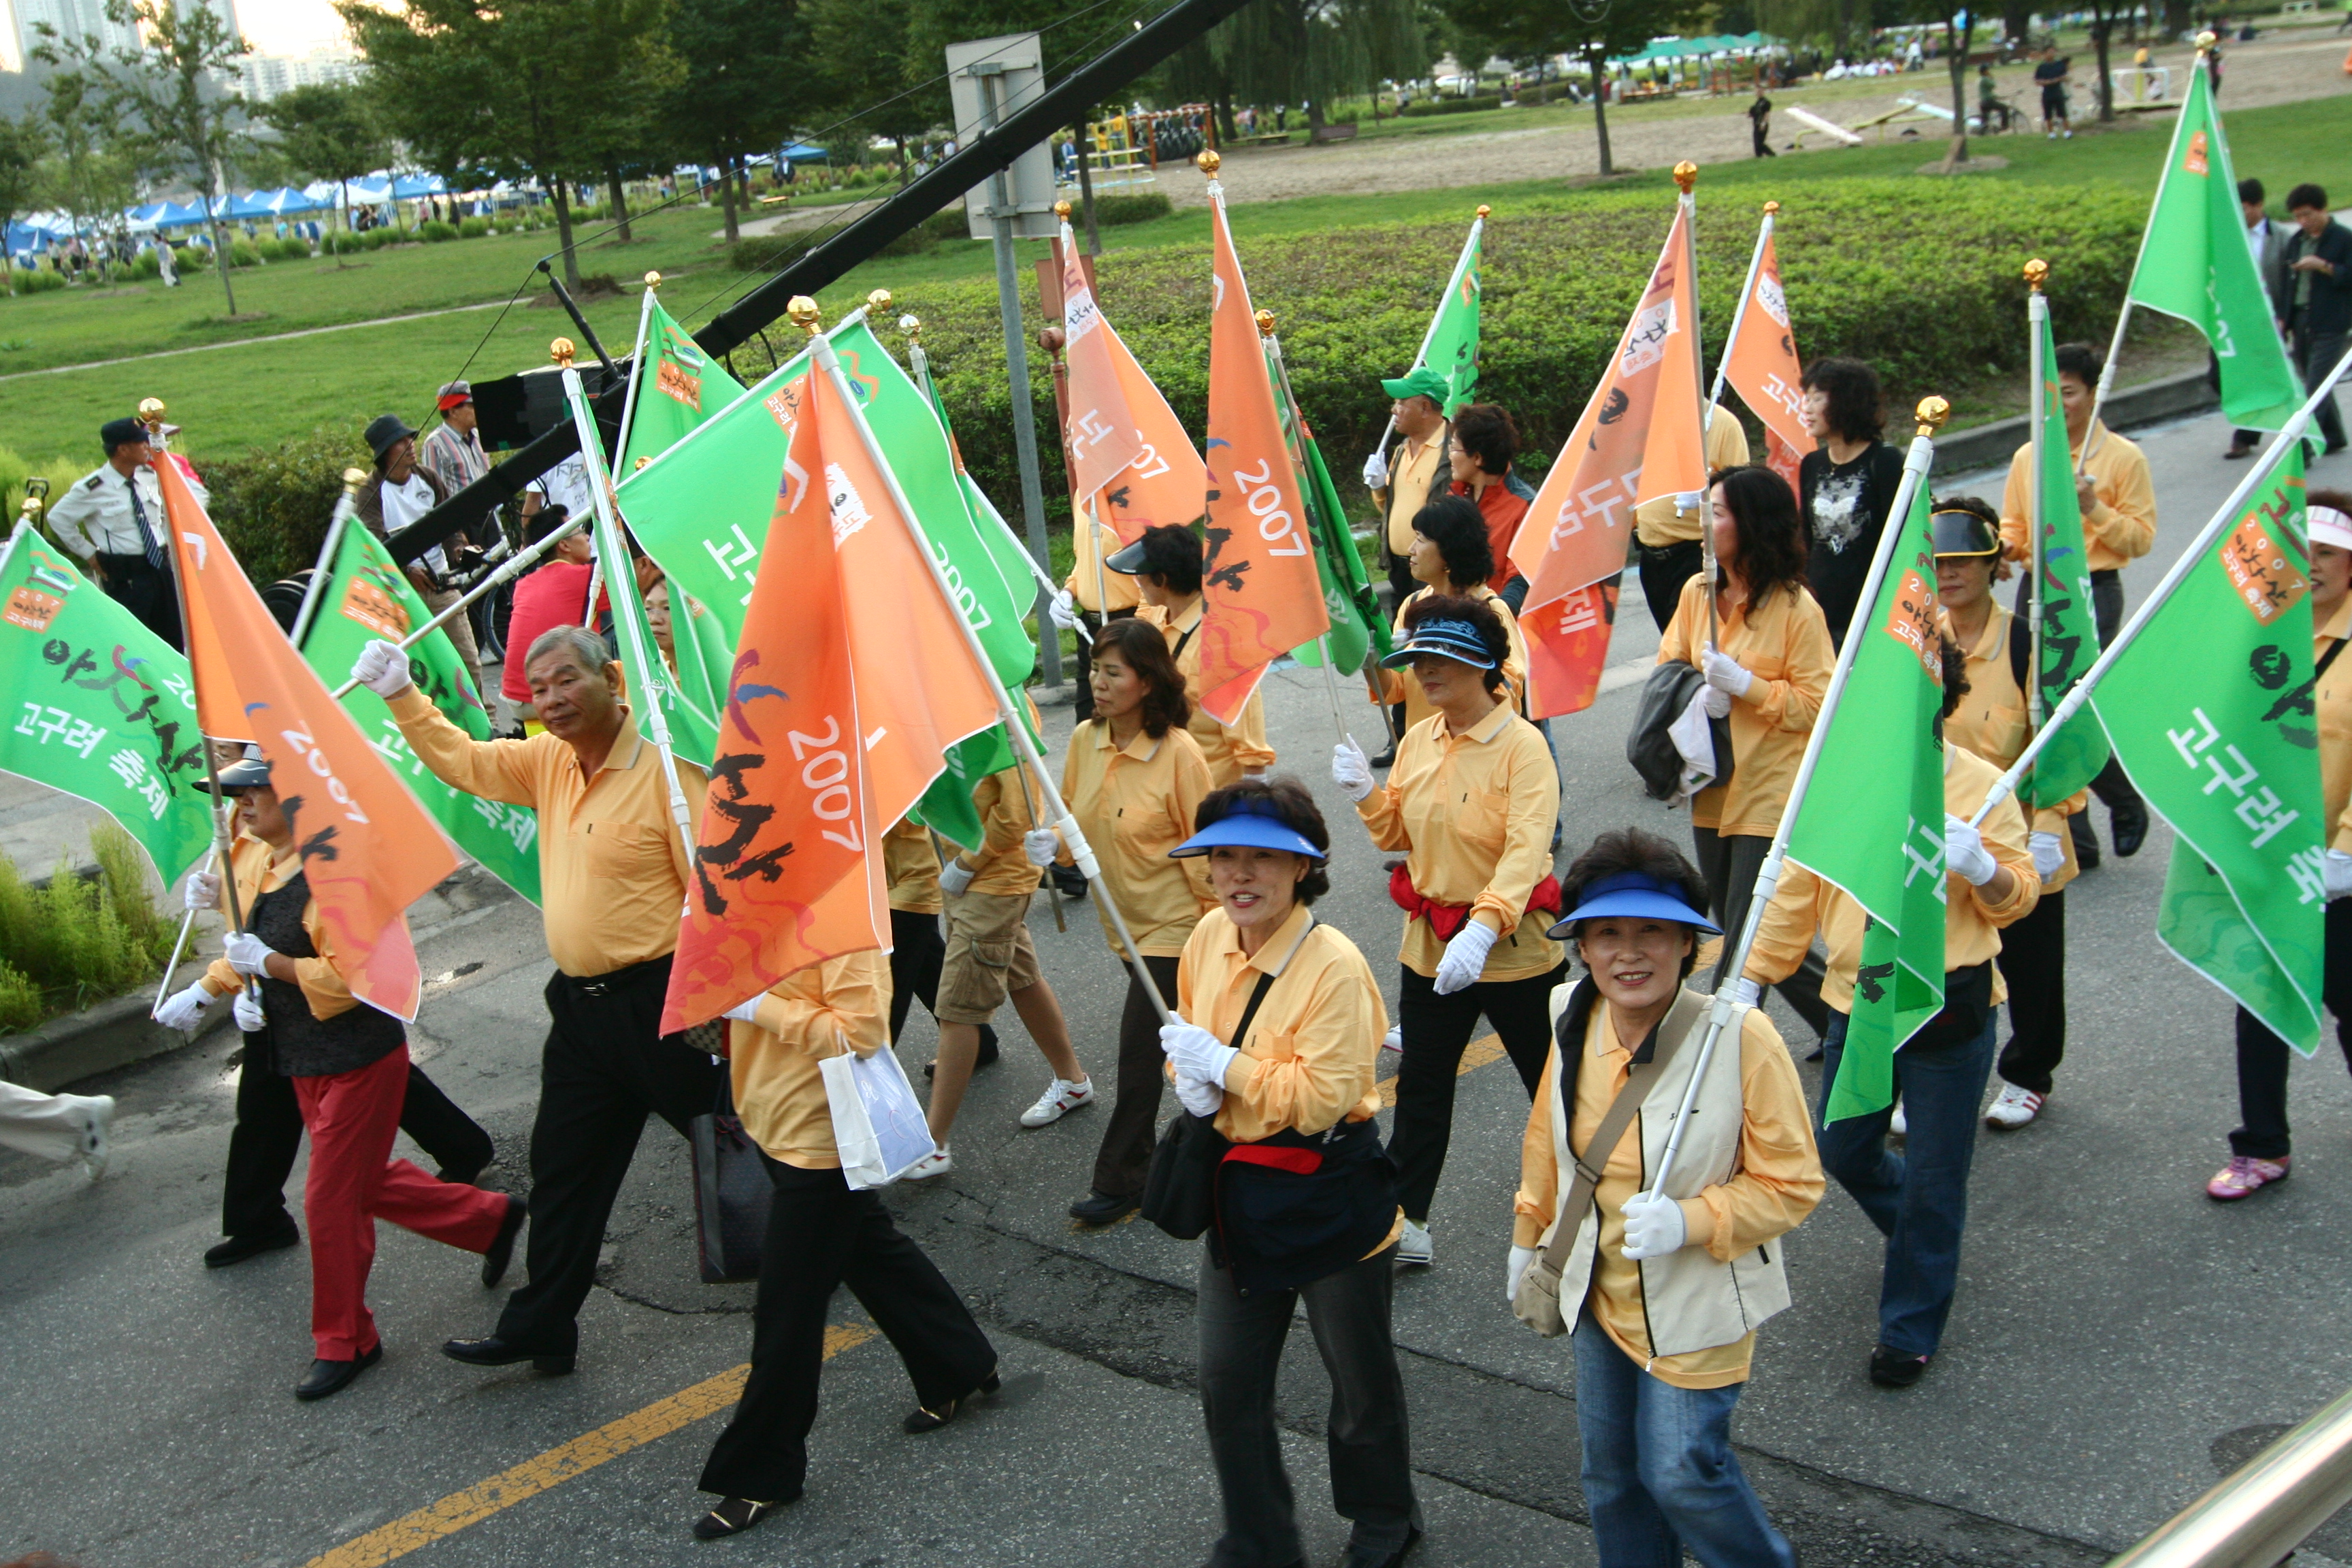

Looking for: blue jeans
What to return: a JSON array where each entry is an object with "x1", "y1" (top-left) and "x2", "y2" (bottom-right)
[
  {"x1": 1573, "y1": 1313, "x2": 1794, "y2": 1568},
  {"x1": 1815, "y1": 1006, "x2": 1999, "y2": 1358}
]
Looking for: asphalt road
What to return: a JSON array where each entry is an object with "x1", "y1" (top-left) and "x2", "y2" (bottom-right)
[{"x1": 5, "y1": 410, "x2": 2352, "y2": 1568}]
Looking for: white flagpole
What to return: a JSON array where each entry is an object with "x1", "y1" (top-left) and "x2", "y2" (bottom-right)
[
  {"x1": 1970, "y1": 337, "x2": 2352, "y2": 828},
  {"x1": 289, "y1": 469, "x2": 365, "y2": 647},
  {"x1": 2027, "y1": 263, "x2": 2051, "y2": 734},
  {"x1": 1260, "y1": 314, "x2": 1360, "y2": 751},
  {"x1": 1703, "y1": 202, "x2": 1776, "y2": 421},
  {"x1": 1365, "y1": 206, "x2": 1486, "y2": 470},
  {"x1": 327, "y1": 514, "x2": 585, "y2": 699},
  {"x1": 802, "y1": 307, "x2": 1174, "y2": 1026},
  {"x1": 1647, "y1": 397, "x2": 1951, "y2": 1197},
  {"x1": 610, "y1": 275, "x2": 661, "y2": 474}
]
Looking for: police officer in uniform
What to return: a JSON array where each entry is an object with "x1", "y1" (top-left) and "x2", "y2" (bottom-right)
[{"x1": 45, "y1": 416, "x2": 202, "y2": 650}]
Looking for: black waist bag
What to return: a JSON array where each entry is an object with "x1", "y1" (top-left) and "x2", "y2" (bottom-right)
[
  {"x1": 689, "y1": 1075, "x2": 771, "y2": 1284},
  {"x1": 1141, "y1": 965, "x2": 1280, "y2": 1241},
  {"x1": 1907, "y1": 959, "x2": 1995, "y2": 1053},
  {"x1": 1627, "y1": 660, "x2": 1732, "y2": 802},
  {"x1": 1215, "y1": 1118, "x2": 1401, "y2": 1296}
]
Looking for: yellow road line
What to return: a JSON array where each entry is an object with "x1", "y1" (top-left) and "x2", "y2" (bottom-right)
[
  {"x1": 1376, "y1": 1031, "x2": 1504, "y2": 1109},
  {"x1": 303, "y1": 1322, "x2": 877, "y2": 1568}
]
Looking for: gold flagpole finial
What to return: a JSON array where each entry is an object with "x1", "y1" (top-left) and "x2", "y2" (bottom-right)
[
  {"x1": 137, "y1": 397, "x2": 166, "y2": 431},
  {"x1": 1916, "y1": 395, "x2": 1952, "y2": 435},
  {"x1": 1053, "y1": 199, "x2": 1073, "y2": 220},
  {"x1": 1673, "y1": 161, "x2": 1699, "y2": 193},
  {"x1": 1475, "y1": 204, "x2": 1491, "y2": 218},
  {"x1": 20, "y1": 495, "x2": 42, "y2": 523},
  {"x1": 1195, "y1": 149, "x2": 1221, "y2": 176},
  {"x1": 643, "y1": 270, "x2": 662, "y2": 291},
  {"x1": 1763, "y1": 200, "x2": 1781, "y2": 215},
  {"x1": 1254, "y1": 309, "x2": 1276, "y2": 338},
  {"x1": 2195, "y1": 28, "x2": 2217, "y2": 51},
  {"x1": 550, "y1": 338, "x2": 576, "y2": 367},
  {"x1": 787, "y1": 297, "x2": 821, "y2": 336},
  {"x1": 866, "y1": 287, "x2": 893, "y2": 314},
  {"x1": 2023, "y1": 257, "x2": 2048, "y2": 293},
  {"x1": 340, "y1": 466, "x2": 365, "y2": 495},
  {"x1": 898, "y1": 312, "x2": 922, "y2": 342}
]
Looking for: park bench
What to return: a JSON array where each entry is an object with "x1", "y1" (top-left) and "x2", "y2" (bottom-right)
[{"x1": 1308, "y1": 122, "x2": 1359, "y2": 145}]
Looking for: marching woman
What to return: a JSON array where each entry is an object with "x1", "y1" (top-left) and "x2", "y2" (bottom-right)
[
  {"x1": 1159, "y1": 779, "x2": 1422, "y2": 1568},
  {"x1": 1656, "y1": 464, "x2": 1835, "y2": 1043},
  {"x1": 1373, "y1": 493, "x2": 1532, "y2": 730},
  {"x1": 1105, "y1": 523, "x2": 1277, "y2": 787},
  {"x1": 690, "y1": 951, "x2": 1000, "y2": 1539},
  {"x1": 1509, "y1": 829, "x2": 1820, "y2": 1568},
  {"x1": 1333, "y1": 594, "x2": 1565, "y2": 1267},
  {"x1": 1796, "y1": 357, "x2": 1906, "y2": 648},
  {"x1": 186, "y1": 746, "x2": 522, "y2": 1401},
  {"x1": 1929, "y1": 497, "x2": 2082, "y2": 1132},
  {"x1": 1032, "y1": 618, "x2": 1218, "y2": 1224},
  {"x1": 2208, "y1": 493, "x2": 2352, "y2": 1200}
]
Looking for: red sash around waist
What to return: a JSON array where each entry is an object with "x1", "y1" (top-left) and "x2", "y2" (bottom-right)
[{"x1": 1387, "y1": 864, "x2": 1562, "y2": 941}]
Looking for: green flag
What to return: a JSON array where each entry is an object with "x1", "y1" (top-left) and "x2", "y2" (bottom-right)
[
  {"x1": 1421, "y1": 215, "x2": 1484, "y2": 414},
  {"x1": 619, "y1": 295, "x2": 747, "y2": 474},
  {"x1": 1267, "y1": 344, "x2": 1388, "y2": 676},
  {"x1": 2123, "y1": 56, "x2": 2303, "y2": 432},
  {"x1": 590, "y1": 485, "x2": 721, "y2": 774},
  {"x1": 295, "y1": 521, "x2": 544, "y2": 904},
  {"x1": 2091, "y1": 444, "x2": 2325, "y2": 1051},
  {"x1": 1786, "y1": 480, "x2": 1949, "y2": 1121},
  {"x1": 0, "y1": 527, "x2": 212, "y2": 880},
  {"x1": 2019, "y1": 300, "x2": 2114, "y2": 808}
]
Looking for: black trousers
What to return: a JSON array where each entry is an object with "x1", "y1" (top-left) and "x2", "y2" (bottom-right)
[
  {"x1": 2084, "y1": 571, "x2": 2146, "y2": 823},
  {"x1": 2293, "y1": 325, "x2": 2350, "y2": 450},
  {"x1": 1197, "y1": 1245, "x2": 1418, "y2": 1567},
  {"x1": 1390, "y1": 959, "x2": 1566, "y2": 1222},
  {"x1": 2230, "y1": 898, "x2": 2352, "y2": 1159},
  {"x1": 1068, "y1": 605, "x2": 1139, "y2": 724},
  {"x1": 1091, "y1": 954, "x2": 1181, "y2": 1198},
  {"x1": 93, "y1": 551, "x2": 182, "y2": 651},
  {"x1": 1637, "y1": 539, "x2": 1703, "y2": 634},
  {"x1": 887, "y1": 908, "x2": 996, "y2": 1054},
  {"x1": 1994, "y1": 889, "x2": 2067, "y2": 1096},
  {"x1": 220, "y1": 1032, "x2": 494, "y2": 1241},
  {"x1": 1692, "y1": 826, "x2": 1831, "y2": 1041},
  {"x1": 495, "y1": 954, "x2": 726, "y2": 1355},
  {"x1": 1750, "y1": 122, "x2": 1776, "y2": 157},
  {"x1": 698, "y1": 1158, "x2": 996, "y2": 1501}
]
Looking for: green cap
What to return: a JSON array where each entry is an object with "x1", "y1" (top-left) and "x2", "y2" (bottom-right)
[{"x1": 1380, "y1": 366, "x2": 1450, "y2": 404}]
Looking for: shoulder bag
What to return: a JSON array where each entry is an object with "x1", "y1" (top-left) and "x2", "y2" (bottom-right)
[{"x1": 1139, "y1": 967, "x2": 1280, "y2": 1241}]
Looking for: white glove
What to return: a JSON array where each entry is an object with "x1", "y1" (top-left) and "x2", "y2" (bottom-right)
[
  {"x1": 1720, "y1": 976, "x2": 1761, "y2": 1009},
  {"x1": 1241, "y1": 769, "x2": 1267, "y2": 783},
  {"x1": 2029, "y1": 831, "x2": 2066, "y2": 881},
  {"x1": 1620, "y1": 1190, "x2": 1689, "y2": 1261},
  {"x1": 351, "y1": 638, "x2": 414, "y2": 699},
  {"x1": 1700, "y1": 644, "x2": 1754, "y2": 700},
  {"x1": 1433, "y1": 919, "x2": 1498, "y2": 995},
  {"x1": 1944, "y1": 813, "x2": 1997, "y2": 887},
  {"x1": 223, "y1": 930, "x2": 276, "y2": 977},
  {"x1": 1507, "y1": 1243, "x2": 1538, "y2": 1303},
  {"x1": 183, "y1": 868, "x2": 220, "y2": 913},
  {"x1": 1048, "y1": 589, "x2": 1081, "y2": 632},
  {"x1": 1173, "y1": 1068, "x2": 1225, "y2": 1117},
  {"x1": 154, "y1": 981, "x2": 212, "y2": 1031},
  {"x1": 723, "y1": 996, "x2": 764, "y2": 1024},
  {"x1": 1673, "y1": 489, "x2": 1705, "y2": 514},
  {"x1": 1331, "y1": 738, "x2": 1373, "y2": 802},
  {"x1": 2328, "y1": 849, "x2": 2352, "y2": 901},
  {"x1": 1362, "y1": 448, "x2": 1390, "y2": 490},
  {"x1": 1701, "y1": 683, "x2": 1733, "y2": 719},
  {"x1": 938, "y1": 858, "x2": 976, "y2": 897},
  {"x1": 232, "y1": 988, "x2": 265, "y2": 1033},
  {"x1": 1161, "y1": 1017, "x2": 1240, "y2": 1088},
  {"x1": 1023, "y1": 828, "x2": 1060, "y2": 868}
]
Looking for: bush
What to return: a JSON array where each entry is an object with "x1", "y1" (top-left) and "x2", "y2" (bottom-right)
[
  {"x1": 8, "y1": 265, "x2": 66, "y2": 295},
  {"x1": 1401, "y1": 93, "x2": 1505, "y2": 116},
  {"x1": 730, "y1": 233, "x2": 807, "y2": 271},
  {"x1": 361, "y1": 227, "x2": 397, "y2": 250},
  {"x1": 329, "y1": 231, "x2": 363, "y2": 255},
  {"x1": 202, "y1": 425, "x2": 373, "y2": 589},
  {"x1": 755, "y1": 181, "x2": 2142, "y2": 539},
  {"x1": 0, "y1": 443, "x2": 87, "y2": 517},
  {"x1": 270, "y1": 235, "x2": 312, "y2": 261},
  {"x1": 924, "y1": 207, "x2": 970, "y2": 242},
  {"x1": 127, "y1": 248, "x2": 161, "y2": 279},
  {"x1": 876, "y1": 223, "x2": 935, "y2": 257},
  {"x1": 175, "y1": 244, "x2": 208, "y2": 273},
  {"x1": 1090, "y1": 192, "x2": 1173, "y2": 227},
  {"x1": 0, "y1": 821, "x2": 176, "y2": 1032},
  {"x1": 459, "y1": 215, "x2": 489, "y2": 238},
  {"x1": 420, "y1": 219, "x2": 459, "y2": 242},
  {"x1": 229, "y1": 240, "x2": 261, "y2": 267}
]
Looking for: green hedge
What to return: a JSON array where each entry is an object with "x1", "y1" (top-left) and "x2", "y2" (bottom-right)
[
  {"x1": 732, "y1": 206, "x2": 968, "y2": 273},
  {"x1": 329, "y1": 231, "x2": 363, "y2": 255},
  {"x1": 8, "y1": 265, "x2": 65, "y2": 295},
  {"x1": 744, "y1": 181, "x2": 2140, "y2": 534},
  {"x1": 459, "y1": 215, "x2": 489, "y2": 238},
  {"x1": 201, "y1": 427, "x2": 372, "y2": 588},
  {"x1": 1401, "y1": 94, "x2": 1505, "y2": 116},
  {"x1": 420, "y1": 219, "x2": 459, "y2": 242},
  {"x1": 0, "y1": 821, "x2": 175, "y2": 1032},
  {"x1": 268, "y1": 235, "x2": 312, "y2": 261},
  {"x1": 1092, "y1": 192, "x2": 1173, "y2": 227}
]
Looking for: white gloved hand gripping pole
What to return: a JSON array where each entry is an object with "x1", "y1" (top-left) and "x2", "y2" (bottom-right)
[{"x1": 327, "y1": 512, "x2": 587, "y2": 700}]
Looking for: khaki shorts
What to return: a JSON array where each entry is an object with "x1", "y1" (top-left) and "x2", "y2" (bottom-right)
[{"x1": 938, "y1": 889, "x2": 1040, "y2": 1023}]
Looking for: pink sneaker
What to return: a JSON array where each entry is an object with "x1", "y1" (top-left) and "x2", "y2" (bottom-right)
[{"x1": 2206, "y1": 1155, "x2": 2289, "y2": 1201}]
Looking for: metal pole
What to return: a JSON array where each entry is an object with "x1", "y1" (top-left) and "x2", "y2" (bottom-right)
[
  {"x1": 1971, "y1": 338, "x2": 2352, "y2": 827},
  {"x1": 289, "y1": 470, "x2": 364, "y2": 648},
  {"x1": 1362, "y1": 208, "x2": 1486, "y2": 470},
  {"x1": 2104, "y1": 1382, "x2": 2352, "y2": 1567},
  {"x1": 810, "y1": 327, "x2": 1172, "y2": 1024},
  {"x1": 976, "y1": 69, "x2": 1063, "y2": 689},
  {"x1": 608, "y1": 277, "x2": 660, "y2": 470},
  {"x1": 328, "y1": 514, "x2": 586, "y2": 699},
  {"x1": 2027, "y1": 268, "x2": 2050, "y2": 734},
  {"x1": 1647, "y1": 399, "x2": 1949, "y2": 1198},
  {"x1": 152, "y1": 845, "x2": 218, "y2": 1015},
  {"x1": 1260, "y1": 321, "x2": 1362, "y2": 751},
  {"x1": 1705, "y1": 203, "x2": 1776, "y2": 428}
]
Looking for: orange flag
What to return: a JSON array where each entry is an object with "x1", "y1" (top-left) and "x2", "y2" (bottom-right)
[
  {"x1": 1061, "y1": 228, "x2": 1145, "y2": 502},
  {"x1": 1720, "y1": 213, "x2": 1810, "y2": 504},
  {"x1": 1509, "y1": 197, "x2": 1708, "y2": 717},
  {"x1": 156, "y1": 455, "x2": 453, "y2": 1021},
  {"x1": 1095, "y1": 318, "x2": 1208, "y2": 542},
  {"x1": 663, "y1": 372, "x2": 889, "y2": 1032},
  {"x1": 1198, "y1": 182, "x2": 1330, "y2": 724}
]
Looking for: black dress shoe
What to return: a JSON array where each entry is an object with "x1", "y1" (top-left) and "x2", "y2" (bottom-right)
[
  {"x1": 480, "y1": 1194, "x2": 526, "y2": 1288},
  {"x1": 904, "y1": 1371, "x2": 1000, "y2": 1433},
  {"x1": 691, "y1": 1495, "x2": 794, "y2": 1539},
  {"x1": 1342, "y1": 1525, "x2": 1423, "y2": 1568},
  {"x1": 205, "y1": 1228, "x2": 299, "y2": 1269},
  {"x1": 1068, "y1": 1190, "x2": 1139, "y2": 1224},
  {"x1": 442, "y1": 1334, "x2": 575, "y2": 1374},
  {"x1": 295, "y1": 1341, "x2": 382, "y2": 1401},
  {"x1": 1367, "y1": 745, "x2": 1396, "y2": 770},
  {"x1": 1867, "y1": 1343, "x2": 1929, "y2": 1388},
  {"x1": 2109, "y1": 800, "x2": 2149, "y2": 858}
]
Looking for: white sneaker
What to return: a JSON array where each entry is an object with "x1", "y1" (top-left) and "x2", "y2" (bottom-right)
[
  {"x1": 1382, "y1": 1025, "x2": 1403, "y2": 1053},
  {"x1": 1889, "y1": 1100, "x2": 1908, "y2": 1139},
  {"x1": 1985, "y1": 1083, "x2": 2044, "y2": 1130},
  {"x1": 903, "y1": 1145, "x2": 953, "y2": 1180},
  {"x1": 76, "y1": 1094, "x2": 114, "y2": 1181},
  {"x1": 1396, "y1": 1218, "x2": 1433, "y2": 1266},
  {"x1": 1019, "y1": 1077, "x2": 1095, "y2": 1128}
]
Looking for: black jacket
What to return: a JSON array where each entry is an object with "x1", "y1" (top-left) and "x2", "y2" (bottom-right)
[{"x1": 2280, "y1": 218, "x2": 2352, "y2": 340}]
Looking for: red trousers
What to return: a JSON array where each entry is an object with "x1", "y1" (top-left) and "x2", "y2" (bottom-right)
[{"x1": 293, "y1": 1044, "x2": 509, "y2": 1359}]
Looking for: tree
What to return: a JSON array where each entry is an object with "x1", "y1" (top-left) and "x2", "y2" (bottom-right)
[
  {"x1": 255, "y1": 82, "x2": 386, "y2": 263},
  {"x1": 2084, "y1": 0, "x2": 2128, "y2": 122},
  {"x1": 1446, "y1": 0, "x2": 1706, "y2": 176},
  {"x1": 666, "y1": 0, "x2": 807, "y2": 246},
  {"x1": 0, "y1": 112, "x2": 48, "y2": 292},
  {"x1": 804, "y1": 0, "x2": 932, "y2": 192},
  {"x1": 1156, "y1": 0, "x2": 1429, "y2": 138},
  {"x1": 1912, "y1": 0, "x2": 1976, "y2": 164}
]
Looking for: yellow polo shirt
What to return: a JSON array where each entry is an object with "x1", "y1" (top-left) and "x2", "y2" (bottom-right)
[
  {"x1": 1139, "y1": 597, "x2": 1276, "y2": 785},
  {"x1": 1655, "y1": 574, "x2": 1835, "y2": 838},
  {"x1": 1939, "y1": 602, "x2": 2087, "y2": 893},
  {"x1": 1055, "y1": 718, "x2": 1218, "y2": 956},
  {"x1": 883, "y1": 815, "x2": 943, "y2": 916},
  {"x1": 730, "y1": 950, "x2": 890, "y2": 1169},
  {"x1": 1383, "y1": 427, "x2": 1450, "y2": 557},
  {"x1": 1634, "y1": 412, "x2": 1752, "y2": 547},
  {"x1": 1998, "y1": 420, "x2": 2157, "y2": 574}
]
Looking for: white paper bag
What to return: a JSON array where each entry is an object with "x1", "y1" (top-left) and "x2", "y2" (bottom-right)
[{"x1": 821, "y1": 1045, "x2": 937, "y2": 1190}]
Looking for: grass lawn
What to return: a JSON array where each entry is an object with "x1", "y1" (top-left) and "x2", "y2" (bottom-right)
[{"x1": 3, "y1": 91, "x2": 2345, "y2": 469}]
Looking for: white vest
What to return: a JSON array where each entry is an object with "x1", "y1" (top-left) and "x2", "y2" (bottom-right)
[{"x1": 1539, "y1": 983, "x2": 1793, "y2": 1360}]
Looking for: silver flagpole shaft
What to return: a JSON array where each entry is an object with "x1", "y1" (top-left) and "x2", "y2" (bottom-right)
[
  {"x1": 289, "y1": 472, "x2": 363, "y2": 647},
  {"x1": 1705, "y1": 207, "x2": 1773, "y2": 417},
  {"x1": 809, "y1": 326, "x2": 1174, "y2": 1026},
  {"x1": 2027, "y1": 274, "x2": 2049, "y2": 733},
  {"x1": 152, "y1": 845, "x2": 220, "y2": 1013},
  {"x1": 610, "y1": 279, "x2": 659, "y2": 468},
  {"x1": 1263, "y1": 324, "x2": 1359, "y2": 751},
  {"x1": 1648, "y1": 399, "x2": 1950, "y2": 1198},
  {"x1": 1972, "y1": 336, "x2": 2352, "y2": 827},
  {"x1": 329, "y1": 515, "x2": 585, "y2": 699}
]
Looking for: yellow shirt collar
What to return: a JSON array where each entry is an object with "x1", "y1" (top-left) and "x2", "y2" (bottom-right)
[
  {"x1": 1090, "y1": 720, "x2": 1165, "y2": 763},
  {"x1": 1220, "y1": 899, "x2": 1318, "y2": 979}
]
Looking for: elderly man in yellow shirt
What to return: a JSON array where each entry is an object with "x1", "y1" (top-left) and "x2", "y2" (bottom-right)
[
  {"x1": 1999, "y1": 340, "x2": 2156, "y2": 866},
  {"x1": 350, "y1": 624, "x2": 726, "y2": 1375},
  {"x1": 1105, "y1": 524, "x2": 1277, "y2": 787},
  {"x1": 1365, "y1": 367, "x2": 1454, "y2": 764},
  {"x1": 1632, "y1": 408, "x2": 1751, "y2": 632}
]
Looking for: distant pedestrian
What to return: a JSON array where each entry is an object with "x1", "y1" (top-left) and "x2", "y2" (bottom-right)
[
  {"x1": 2034, "y1": 48, "x2": 2073, "y2": 137},
  {"x1": 45, "y1": 416, "x2": 199, "y2": 651},
  {"x1": 1749, "y1": 85, "x2": 1776, "y2": 156},
  {"x1": 418, "y1": 380, "x2": 489, "y2": 497},
  {"x1": 2227, "y1": 178, "x2": 2293, "y2": 459},
  {"x1": 2282, "y1": 182, "x2": 2352, "y2": 455},
  {"x1": 1795, "y1": 357, "x2": 1904, "y2": 648},
  {"x1": 356, "y1": 412, "x2": 485, "y2": 699},
  {"x1": 497, "y1": 508, "x2": 590, "y2": 735},
  {"x1": 0, "y1": 1079, "x2": 112, "y2": 1179}
]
